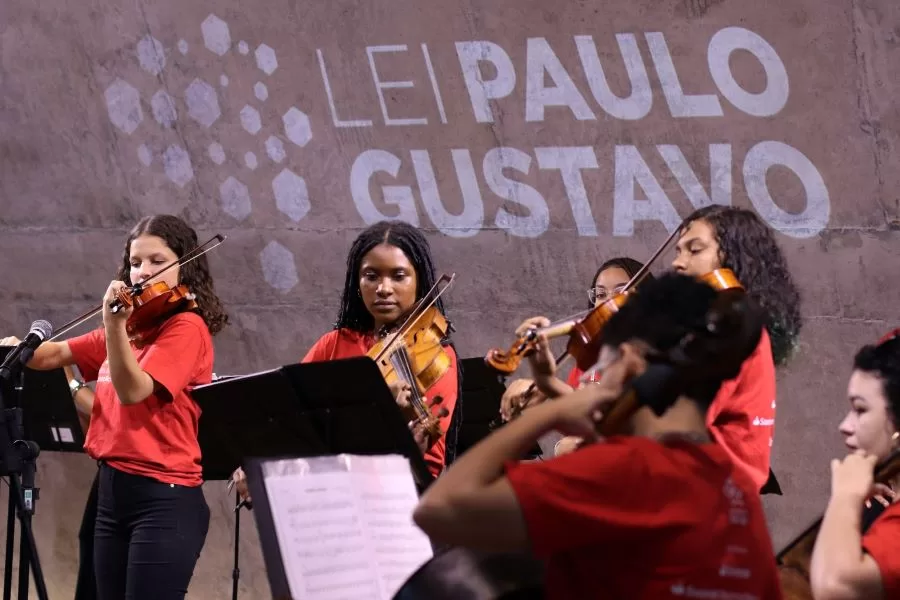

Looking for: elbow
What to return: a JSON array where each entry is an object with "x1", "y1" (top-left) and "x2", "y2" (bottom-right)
[
  {"x1": 114, "y1": 386, "x2": 151, "y2": 406},
  {"x1": 413, "y1": 494, "x2": 451, "y2": 539}
]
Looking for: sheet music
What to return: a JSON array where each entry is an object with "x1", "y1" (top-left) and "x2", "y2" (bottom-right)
[{"x1": 262, "y1": 454, "x2": 433, "y2": 600}]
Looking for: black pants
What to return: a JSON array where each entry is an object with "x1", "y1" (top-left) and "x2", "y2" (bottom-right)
[
  {"x1": 94, "y1": 463, "x2": 210, "y2": 600},
  {"x1": 74, "y1": 470, "x2": 99, "y2": 600}
]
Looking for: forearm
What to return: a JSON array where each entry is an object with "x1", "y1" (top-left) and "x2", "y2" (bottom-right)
[
  {"x1": 535, "y1": 375, "x2": 574, "y2": 399},
  {"x1": 423, "y1": 401, "x2": 558, "y2": 496},
  {"x1": 811, "y1": 495, "x2": 867, "y2": 596},
  {"x1": 24, "y1": 341, "x2": 73, "y2": 371},
  {"x1": 104, "y1": 323, "x2": 154, "y2": 405}
]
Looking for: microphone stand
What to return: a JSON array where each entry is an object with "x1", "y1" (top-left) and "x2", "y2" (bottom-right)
[
  {"x1": 232, "y1": 491, "x2": 241, "y2": 600},
  {"x1": 0, "y1": 347, "x2": 50, "y2": 600}
]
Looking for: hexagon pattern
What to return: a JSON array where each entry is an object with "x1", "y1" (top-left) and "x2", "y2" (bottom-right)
[
  {"x1": 240, "y1": 105, "x2": 262, "y2": 135},
  {"x1": 208, "y1": 143, "x2": 226, "y2": 165},
  {"x1": 178, "y1": 39, "x2": 189, "y2": 55},
  {"x1": 259, "y1": 241, "x2": 299, "y2": 291},
  {"x1": 255, "y1": 44, "x2": 278, "y2": 75},
  {"x1": 282, "y1": 108, "x2": 311, "y2": 147},
  {"x1": 220, "y1": 75, "x2": 229, "y2": 88},
  {"x1": 265, "y1": 136, "x2": 285, "y2": 163},
  {"x1": 273, "y1": 169, "x2": 310, "y2": 222},
  {"x1": 201, "y1": 14, "x2": 231, "y2": 56},
  {"x1": 137, "y1": 144, "x2": 152, "y2": 166},
  {"x1": 104, "y1": 79, "x2": 143, "y2": 135},
  {"x1": 185, "y1": 79, "x2": 221, "y2": 128},
  {"x1": 137, "y1": 36, "x2": 166, "y2": 75},
  {"x1": 151, "y1": 90, "x2": 177, "y2": 128},
  {"x1": 219, "y1": 176, "x2": 251, "y2": 220},
  {"x1": 238, "y1": 41, "x2": 249, "y2": 55},
  {"x1": 254, "y1": 82, "x2": 268, "y2": 102},
  {"x1": 163, "y1": 145, "x2": 194, "y2": 188},
  {"x1": 245, "y1": 152, "x2": 258, "y2": 170}
]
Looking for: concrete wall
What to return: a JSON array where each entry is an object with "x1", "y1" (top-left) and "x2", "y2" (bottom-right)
[{"x1": 1, "y1": 0, "x2": 899, "y2": 596}]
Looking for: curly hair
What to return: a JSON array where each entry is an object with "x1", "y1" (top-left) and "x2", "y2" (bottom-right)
[
  {"x1": 334, "y1": 220, "x2": 465, "y2": 467},
  {"x1": 853, "y1": 333, "x2": 900, "y2": 431},
  {"x1": 682, "y1": 206, "x2": 802, "y2": 366},
  {"x1": 588, "y1": 257, "x2": 656, "y2": 309},
  {"x1": 116, "y1": 215, "x2": 229, "y2": 336}
]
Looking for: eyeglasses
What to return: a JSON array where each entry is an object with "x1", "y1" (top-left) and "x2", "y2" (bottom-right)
[{"x1": 587, "y1": 285, "x2": 626, "y2": 305}]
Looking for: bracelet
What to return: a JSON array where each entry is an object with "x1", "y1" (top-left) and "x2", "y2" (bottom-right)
[{"x1": 69, "y1": 379, "x2": 88, "y2": 397}]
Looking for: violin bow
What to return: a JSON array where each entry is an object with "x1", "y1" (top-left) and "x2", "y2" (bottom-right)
[
  {"x1": 49, "y1": 234, "x2": 227, "y2": 341},
  {"x1": 371, "y1": 273, "x2": 456, "y2": 363}
]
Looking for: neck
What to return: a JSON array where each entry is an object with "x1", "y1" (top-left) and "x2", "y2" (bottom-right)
[{"x1": 631, "y1": 397, "x2": 711, "y2": 443}]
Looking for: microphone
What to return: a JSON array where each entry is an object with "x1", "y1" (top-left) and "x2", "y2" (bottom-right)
[{"x1": 0, "y1": 320, "x2": 53, "y2": 380}]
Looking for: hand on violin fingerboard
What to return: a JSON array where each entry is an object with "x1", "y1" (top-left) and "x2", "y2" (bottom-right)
[{"x1": 500, "y1": 378, "x2": 547, "y2": 421}]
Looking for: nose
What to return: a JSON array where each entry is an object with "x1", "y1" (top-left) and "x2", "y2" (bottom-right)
[
  {"x1": 376, "y1": 278, "x2": 393, "y2": 297},
  {"x1": 838, "y1": 412, "x2": 854, "y2": 438},
  {"x1": 671, "y1": 254, "x2": 687, "y2": 273}
]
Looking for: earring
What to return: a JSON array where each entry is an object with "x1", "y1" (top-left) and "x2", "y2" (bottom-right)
[{"x1": 893, "y1": 431, "x2": 899, "y2": 442}]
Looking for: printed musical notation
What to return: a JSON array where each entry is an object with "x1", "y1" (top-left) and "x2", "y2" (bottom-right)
[{"x1": 262, "y1": 455, "x2": 433, "y2": 600}]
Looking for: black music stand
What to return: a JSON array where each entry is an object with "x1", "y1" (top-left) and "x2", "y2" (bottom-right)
[
  {"x1": 191, "y1": 357, "x2": 435, "y2": 600},
  {"x1": 0, "y1": 351, "x2": 86, "y2": 455},
  {"x1": 455, "y1": 358, "x2": 507, "y2": 457}
]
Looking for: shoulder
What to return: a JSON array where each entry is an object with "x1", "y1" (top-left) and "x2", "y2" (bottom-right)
[
  {"x1": 304, "y1": 328, "x2": 365, "y2": 362},
  {"x1": 160, "y1": 312, "x2": 211, "y2": 340}
]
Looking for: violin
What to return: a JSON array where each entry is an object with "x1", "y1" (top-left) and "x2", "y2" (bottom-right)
[
  {"x1": 484, "y1": 226, "x2": 686, "y2": 377},
  {"x1": 367, "y1": 274, "x2": 456, "y2": 445},
  {"x1": 775, "y1": 448, "x2": 900, "y2": 600},
  {"x1": 114, "y1": 281, "x2": 198, "y2": 342},
  {"x1": 48, "y1": 234, "x2": 225, "y2": 342}
]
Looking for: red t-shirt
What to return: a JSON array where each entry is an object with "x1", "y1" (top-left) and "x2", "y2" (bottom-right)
[
  {"x1": 505, "y1": 436, "x2": 782, "y2": 600},
  {"x1": 706, "y1": 329, "x2": 776, "y2": 491},
  {"x1": 862, "y1": 502, "x2": 900, "y2": 596},
  {"x1": 68, "y1": 312, "x2": 214, "y2": 486},
  {"x1": 302, "y1": 328, "x2": 458, "y2": 478}
]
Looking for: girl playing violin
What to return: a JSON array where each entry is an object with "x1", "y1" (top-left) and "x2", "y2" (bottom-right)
[
  {"x1": 414, "y1": 273, "x2": 782, "y2": 600},
  {"x1": 672, "y1": 205, "x2": 802, "y2": 492},
  {"x1": 303, "y1": 220, "x2": 461, "y2": 477},
  {"x1": 0, "y1": 214, "x2": 228, "y2": 600},
  {"x1": 810, "y1": 331, "x2": 900, "y2": 599},
  {"x1": 500, "y1": 257, "x2": 656, "y2": 418}
]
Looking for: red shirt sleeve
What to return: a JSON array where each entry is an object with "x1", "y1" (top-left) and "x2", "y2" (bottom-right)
[
  {"x1": 566, "y1": 367, "x2": 583, "y2": 389},
  {"x1": 706, "y1": 329, "x2": 776, "y2": 490},
  {"x1": 505, "y1": 438, "x2": 659, "y2": 557},
  {"x1": 67, "y1": 327, "x2": 107, "y2": 382},
  {"x1": 140, "y1": 313, "x2": 212, "y2": 402},
  {"x1": 862, "y1": 504, "x2": 900, "y2": 597},
  {"x1": 301, "y1": 330, "x2": 341, "y2": 363}
]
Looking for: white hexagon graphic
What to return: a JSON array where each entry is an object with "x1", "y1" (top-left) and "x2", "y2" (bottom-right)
[
  {"x1": 238, "y1": 41, "x2": 249, "y2": 55},
  {"x1": 137, "y1": 144, "x2": 152, "y2": 166},
  {"x1": 104, "y1": 79, "x2": 143, "y2": 135},
  {"x1": 201, "y1": 14, "x2": 231, "y2": 56},
  {"x1": 185, "y1": 79, "x2": 221, "y2": 128},
  {"x1": 255, "y1": 44, "x2": 278, "y2": 75},
  {"x1": 245, "y1": 152, "x2": 258, "y2": 170},
  {"x1": 265, "y1": 136, "x2": 285, "y2": 163},
  {"x1": 282, "y1": 107, "x2": 311, "y2": 147},
  {"x1": 219, "y1": 176, "x2": 251, "y2": 220},
  {"x1": 240, "y1": 105, "x2": 261, "y2": 134},
  {"x1": 254, "y1": 82, "x2": 268, "y2": 102},
  {"x1": 219, "y1": 74, "x2": 229, "y2": 88},
  {"x1": 163, "y1": 145, "x2": 194, "y2": 188},
  {"x1": 151, "y1": 90, "x2": 177, "y2": 128},
  {"x1": 208, "y1": 143, "x2": 225, "y2": 165},
  {"x1": 272, "y1": 168, "x2": 310, "y2": 223},
  {"x1": 137, "y1": 36, "x2": 165, "y2": 76},
  {"x1": 260, "y1": 241, "x2": 298, "y2": 291},
  {"x1": 177, "y1": 39, "x2": 189, "y2": 55}
]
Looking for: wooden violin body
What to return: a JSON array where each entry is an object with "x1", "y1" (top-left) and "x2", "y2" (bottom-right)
[
  {"x1": 368, "y1": 274, "x2": 456, "y2": 442},
  {"x1": 114, "y1": 281, "x2": 198, "y2": 341}
]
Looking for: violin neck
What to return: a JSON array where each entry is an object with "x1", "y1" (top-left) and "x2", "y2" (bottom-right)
[{"x1": 538, "y1": 320, "x2": 577, "y2": 339}]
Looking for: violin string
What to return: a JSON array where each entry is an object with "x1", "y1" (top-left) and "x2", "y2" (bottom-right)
[{"x1": 390, "y1": 344, "x2": 429, "y2": 418}]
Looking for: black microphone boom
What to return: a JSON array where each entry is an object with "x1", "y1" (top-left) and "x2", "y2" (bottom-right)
[{"x1": 0, "y1": 320, "x2": 53, "y2": 381}]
